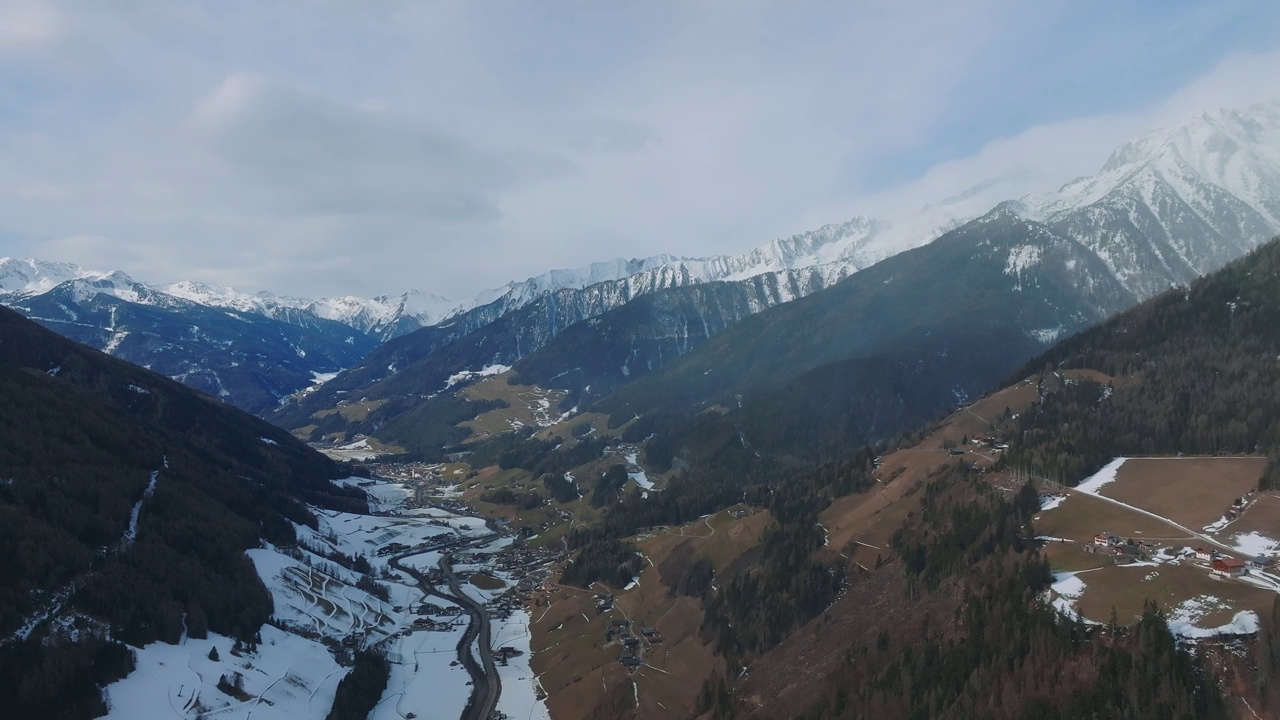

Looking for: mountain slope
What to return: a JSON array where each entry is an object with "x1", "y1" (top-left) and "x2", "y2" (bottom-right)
[
  {"x1": 6, "y1": 273, "x2": 378, "y2": 413},
  {"x1": 597, "y1": 209, "x2": 1131, "y2": 421},
  {"x1": 271, "y1": 263, "x2": 857, "y2": 442},
  {"x1": 1004, "y1": 237, "x2": 1280, "y2": 482},
  {"x1": 0, "y1": 306, "x2": 364, "y2": 718},
  {"x1": 730, "y1": 236, "x2": 1280, "y2": 720}
]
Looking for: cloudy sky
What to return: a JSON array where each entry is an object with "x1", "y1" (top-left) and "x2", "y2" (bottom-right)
[{"x1": 3, "y1": 0, "x2": 1279, "y2": 299}]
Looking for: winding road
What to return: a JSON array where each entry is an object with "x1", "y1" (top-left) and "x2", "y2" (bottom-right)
[{"x1": 389, "y1": 533, "x2": 502, "y2": 720}]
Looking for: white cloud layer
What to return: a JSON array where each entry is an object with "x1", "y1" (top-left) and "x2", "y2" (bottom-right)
[{"x1": 1, "y1": 1, "x2": 1278, "y2": 298}]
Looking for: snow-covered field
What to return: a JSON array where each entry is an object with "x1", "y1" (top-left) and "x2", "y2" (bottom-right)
[
  {"x1": 248, "y1": 547, "x2": 415, "y2": 643},
  {"x1": 104, "y1": 625, "x2": 345, "y2": 720},
  {"x1": 100, "y1": 476, "x2": 550, "y2": 720},
  {"x1": 492, "y1": 609, "x2": 551, "y2": 720},
  {"x1": 372, "y1": 624, "x2": 473, "y2": 720}
]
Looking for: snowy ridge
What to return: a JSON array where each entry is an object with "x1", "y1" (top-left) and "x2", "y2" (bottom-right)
[
  {"x1": 0, "y1": 257, "x2": 114, "y2": 298},
  {"x1": 1013, "y1": 100, "x2": 1280, "y2": 299}
]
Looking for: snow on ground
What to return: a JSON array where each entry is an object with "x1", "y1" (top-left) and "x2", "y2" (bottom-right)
[
  {"x1": 311, "y1": 371, "x2": 339, "y2": 385},
  {"x1": 1075, "y1": 457, "x2": 1128, "y2": 494},
  {"x1": 400, "y1": 551, "x2": 445, "y2": 573},
  {"x1": 1049, "y1": 571, "x2": 1100, "y2": 624},
  {"x1": 1204, "y1": 515, "x2": 1232, "y2": 532},
  {"x1": 1167, "y1": 595, "x2": 1261, "y2": 638},
  {"x1": 492, "y1": 609, "x2": 552, "y2": 720},
  {"x1": 1228, "y1": 531, "x2": 1280, "y2": 556},
  {"x1": 371, "y1": 623, "x2": 472, "y2": 720},
  {"x1": 445, "y1": 364, "x2": 511, "y2": 389},
  {"x1": 1039, "y1": 494, "x2": 1067, "y2": 512},
  {"x1": 624, "y1": 452, "x2": 655, "y2": 491},
  {"x1": 300, "y1": 510, "x2": 482, "y2": 573},
  {"x1": 473, "y1": 535, "x2": 516, "y2": 553},
  {"x1": 103, "y1": 625, "x2": 345, "y2": 720},
  {"x1": 247, "y1": 548, "x2": 411, "y2": 644},
  {"x1": 331, "y1": 476, "x2": 412, "y2": 513}
]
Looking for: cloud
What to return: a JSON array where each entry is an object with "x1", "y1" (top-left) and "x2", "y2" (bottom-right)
[
  {"x1": 1, "y1": 1, "x2": 1278, "y2": 300},
  {"x1": 190, "y1": 74, "x2": 572, "y2": 221},
  {"x1": 0, "y1": 0, "x2": 63, "y2": 50}
]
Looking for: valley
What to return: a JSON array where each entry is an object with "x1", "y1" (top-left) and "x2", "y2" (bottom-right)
[{"x1": 101, "y1": 472, "x2": 560, "y2": 720}]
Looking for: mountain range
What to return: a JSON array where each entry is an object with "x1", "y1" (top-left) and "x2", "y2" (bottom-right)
[
  {"x1": 5, "y1": 101, "x2": 1280, "y2": 425},
  {"x1": 273, "y1": 100, "x2": 1280, "y2": 453}
]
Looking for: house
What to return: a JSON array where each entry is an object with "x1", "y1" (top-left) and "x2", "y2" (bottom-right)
[
  {"x1": 1212, "y1": 557, "x2": 1248, "y2": 578},
  {"x1": 619, "y1": 654, "x2": 643, "y2": 668},
  {"x1": 611, "y1": 619, "x2": 630, "y2": 628},
  {"x1": 1194, "y1": 548, "x2": 1215, "y2": 562},
  {"x1": 624, "y1": 637, "x2": 640, "y2": 650},
  {"x1": 1249, "y1": 555, "x2": 1274, "y2": 571},
  {"x1": 640, "y1": 626, "x2": 659, "y2": 637},
  {"x1": 1092, "y1": 533, "x2": 1111, "y2": 548}
]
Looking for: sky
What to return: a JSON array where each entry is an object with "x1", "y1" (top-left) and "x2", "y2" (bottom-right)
[{"x1": 2, "y1": 0, "x2": 1279, "y2": 300}]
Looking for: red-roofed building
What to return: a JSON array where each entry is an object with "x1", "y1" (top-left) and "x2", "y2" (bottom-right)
[{"x1": 1212, "y1": 557, "x2": 1247, "y2": 578}]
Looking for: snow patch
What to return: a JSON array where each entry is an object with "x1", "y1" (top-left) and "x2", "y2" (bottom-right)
[
  {"x1": 1228, "y1": 531, "x2": 1280, "y2": 556},
  {"x1": 1075, "y1": 457, "x2": 1127, "y2": 494},
  {"x1": 445, "y1": 364, "x2": 511, "y2": 390},
  {"x1": 1167, "y1": 595, "x2": 1260, "y2": 638}
]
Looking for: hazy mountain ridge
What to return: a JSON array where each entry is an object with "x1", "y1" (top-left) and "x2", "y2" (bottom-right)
[{"x1": 4, "y1": 270, "x2": 378, "y2": 414}]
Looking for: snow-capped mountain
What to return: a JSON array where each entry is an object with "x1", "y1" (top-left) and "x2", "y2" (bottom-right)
[
  {"x1": 0, "y1": 257, "x2": 116, "y2": 298},
  {"x1": 162, "y1": 281, "x2": 456, "y2": 339},
  {"x1": 277, "y1": 99, "x2": 1280, "y2": 442},
  {"x1": 1014, "y1": 101, "x2": 1280, "y2": 299},
  {"x1": 2, "y1": 268, "x2": 378, "y2": 413}
]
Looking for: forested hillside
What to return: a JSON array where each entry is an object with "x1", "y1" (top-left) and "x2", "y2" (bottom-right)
[
  {"x1": 1004, "y1": 238, "x2": 1280, "y2": 484},
  {"x1": 0, "y1": 307, "x2": 365, "y2": 719},
  {"x1": 734, "y1": 475, "x2": 1231, "y2": 720}
]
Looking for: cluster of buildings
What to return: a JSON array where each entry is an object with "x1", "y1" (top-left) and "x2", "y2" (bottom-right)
[
  {"x1": 1083, "y1": 532, "x2": 1276, "y2": 579},
  {"x1": 1085, "y1": 533, "x2": 1157, "y2": 564},
  {"x1": 604, "y1": 614, "x2": 665, "y2": 672}
]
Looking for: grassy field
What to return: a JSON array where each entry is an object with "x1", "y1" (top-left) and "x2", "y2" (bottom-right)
[
  {"x1": 468, "y1": 572, "x2": 506, "y2": 591},
  {"x1": 1041, "y1": 541, "x2": 1110, "y2": 573},
  {"x1": 1034, "y1": 491, "x2": 1194, "y2": 542},
  {"x1": 459, "y1": 373, "x2": 569, "y2": 441},
  {"x1": 1098, "y1": 457, "x2": 1266, "y2": 530},
  {"x1": 1075, "y1": 562, "x2": 1276, "y2": 627}
]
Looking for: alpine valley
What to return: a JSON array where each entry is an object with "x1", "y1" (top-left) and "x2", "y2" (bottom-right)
[{"x1": 8, "y1": 98, "x2": 1280, "y2": 720}]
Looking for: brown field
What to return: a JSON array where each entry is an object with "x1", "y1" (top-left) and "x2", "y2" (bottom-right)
[
  {"x1": 459, "y1": 373, "x2": 569, "y2": 442},
  {"x1": 1041, "y1": 541, "x2": 1110, "y2": 573},
  {"x1": 468, "y1": 572, "x2": 506, "y2": 590},
  {"x1": 1098, "y1": 457, "x2": 1266, "y2": 530},
  {"x1": 1075, "y1": 563, "x2": 1276, "y2": 627},
  {"x1": 535, "y1": 411, "x2": 614, "y2": 447},
  {"x1": 310, "y1": 398, "x2": 387, "y2": 422},
  {"x1": 1060, "y1": 368, "x2": 1124, "y2": 385},
  {"x1": 1220, "y1": 493, "x2": 1280, "y2": 548},
  {"x1": 530, "y1": 508, "x2": 769, "y2": 720},
  {"x1": 1034, "y1": 491, "x2": 1193, "y2": 542}
]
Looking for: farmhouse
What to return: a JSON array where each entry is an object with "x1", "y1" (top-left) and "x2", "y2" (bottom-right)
[
  {"x1": 1211, "y1": 557, "x2": 1248, "y2": 578},
  {"x1": 1194, "y1": 548, "x2": 1216, "y2": 562},
  {"x1": 1250, "y1": 555, "x2": 1275, "y2": 571}
]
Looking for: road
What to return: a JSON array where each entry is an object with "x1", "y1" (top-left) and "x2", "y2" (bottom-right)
[
  {"x1": 388, "y1": 534, "x2": 501, "y2": 720},
  {"x1": 439, "y1": 552, "x2": 501, "y2": 720}
]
